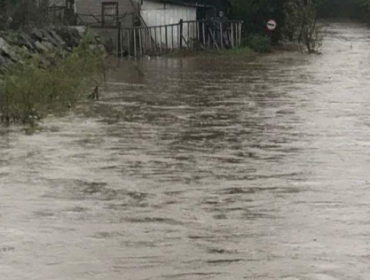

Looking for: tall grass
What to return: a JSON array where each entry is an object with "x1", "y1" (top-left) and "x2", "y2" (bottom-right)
[{"x1": 0, "y1": 32, "x2": 107, "y2": 125}]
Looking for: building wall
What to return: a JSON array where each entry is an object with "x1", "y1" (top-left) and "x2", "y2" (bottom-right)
[
  {"x1": 141, "y1": 0, "x2": 197, "y2": 48},
  {"x1": 141, "y1": 1, "x2": 196, "y2": 25},
  {"x1": 75, "y1": 0, "x2": 139, "y2": 28}
]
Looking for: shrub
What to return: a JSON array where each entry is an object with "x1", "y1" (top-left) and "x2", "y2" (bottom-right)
[
  {"x1": 284, "y1": 0, "x2": 323, "y2": 54},
  {"x1": 242, "y1": 34, "x2": 271, "y2": 53}
]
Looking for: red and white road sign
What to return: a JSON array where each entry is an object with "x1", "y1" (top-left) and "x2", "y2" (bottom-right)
[{"x1": 267, "y1": 19, "x2": 277, "y2": 31}]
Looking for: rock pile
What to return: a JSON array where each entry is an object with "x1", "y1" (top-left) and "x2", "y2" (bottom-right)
[{"x1": 0, "y1": 26, "x2": 104, "y2": 69}]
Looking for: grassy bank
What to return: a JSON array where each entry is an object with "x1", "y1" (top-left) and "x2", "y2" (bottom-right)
[{"x1": 0, "y1": 32, "x2": 106, "y2": 125}]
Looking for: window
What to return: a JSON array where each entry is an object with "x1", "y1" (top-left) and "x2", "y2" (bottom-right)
[{"x1": 102, "y1": 2, "x2": 119, "y2": 27}]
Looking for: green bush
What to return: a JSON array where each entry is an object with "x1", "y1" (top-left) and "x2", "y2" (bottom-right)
[
  {"x1": 242, "y1": 34, "x2": 271, "y2": 53},
  {"x1": 229, "y1": 0, "x2": 286, "y2": 40},
  {"x1": 0, "y1": 33, "x2": 107, "y2": 125}
]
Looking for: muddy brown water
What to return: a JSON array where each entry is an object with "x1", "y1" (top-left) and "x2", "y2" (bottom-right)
[{"x1": 2, "y1": 21, "x2": 370, "y2": 280}]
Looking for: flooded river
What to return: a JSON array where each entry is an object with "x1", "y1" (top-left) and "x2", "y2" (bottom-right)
[{"x1": 2, "y1": 21, "x2": 370, "y2": 280}]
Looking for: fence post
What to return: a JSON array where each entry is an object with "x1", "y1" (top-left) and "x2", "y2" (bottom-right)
[
  {"x1": 230, "y1": 23, "x2": 234, "y2": 48},
  {"x1": 239, "y1": 22, "x2": 242, "y2": 47},
  {"x1": 128, "y1": 29, "x2": 131, "y2": 56},
  {"x1": 117, "y1": 22, "x2": 122, "y2": 56},
  {"x1": 134, "y1": 28, "x2": 137, "y2": 57},
  {"x1": 154, "y1": 27, "x2": 158, "y2": 54},
  {"x1": 219, "y1": 22, "x2": 223, "y2": 49},
  {"x1": 179, "y1": 19, "x2": 183, "y2": 48},
  {"x1": 159, "y1": 26, "x2": 163, "y2": 54},
  {"x1": 202, "y1": 21, "x2": 206, "y2": 46},
  {"x1": 172, "y1": 25, "x2": 174, "y2": 50},
  {"x1": 165, "y1": 26, "x2": 168, "y2": 52},
  {"x1": 187, "y1": 22, "x2": 190, "y2": 49},
  {"x1": 148, "y1": 27, "x2": 152, "y2": 53},
  {"x1": 139, "y1": 28, "x2": 143, "y2": 56}
]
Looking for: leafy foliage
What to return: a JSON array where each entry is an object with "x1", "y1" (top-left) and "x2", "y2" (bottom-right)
[
  {"x1": 242, "y1": 34, "x2": 271, "y2": 53},
  {"x1": 229, "y1": 0, "x2": 370, "y2": 44},
  {"x1": 230, "y1": 0, "x2": 286, "y2": 41},
  {"x1": 284, "y1": 0, "x2": 322, "y2": 53}
]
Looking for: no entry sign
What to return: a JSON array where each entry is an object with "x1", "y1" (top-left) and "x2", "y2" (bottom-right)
[{"x1": 267, "y1": 19, "x2": 277, "y2": 31}]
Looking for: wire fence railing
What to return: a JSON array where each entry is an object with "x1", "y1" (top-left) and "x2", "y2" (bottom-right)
[{"x1": 119, "y1": 19, "x2": 243, "y2": 57}]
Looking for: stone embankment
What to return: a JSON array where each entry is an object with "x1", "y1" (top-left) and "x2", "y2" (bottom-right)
[{"x1": 0, "y1": 26, "x2": 104, "y2": 69}]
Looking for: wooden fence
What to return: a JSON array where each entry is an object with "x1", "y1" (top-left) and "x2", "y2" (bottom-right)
[{"x1": 119, "y1": 20, "x2": 243, "y2": 57}]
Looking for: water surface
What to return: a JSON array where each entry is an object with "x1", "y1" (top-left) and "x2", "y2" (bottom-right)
[{"x1": 1, "y1": 21, "x2": 370, "y2": 280}]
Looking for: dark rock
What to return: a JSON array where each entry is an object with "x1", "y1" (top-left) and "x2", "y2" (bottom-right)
[
  {"x1": 31, "y1": 29, "x2": 44, "y2": 41},
  {"x1": 0, "y1": 37, "x2": 19, "y2": 62},
  {"x1": 69, "y1": 28, "x2": 82, "y2": 45},
  {"x1": 34, "y1": 41, "x2": 49, "y2": 53},
  {"x1": 54, "y1": 27, "x2": 81, "y2": 49},
  {"x1": 41, "y1": 41, "x2": 55, "y2": 52},
  {"x1": 0, "y1": 55, "x2": 9, "y2": 67},
  {"x1": 47, "y1": 29, "x2": 66, "y2": 47},
  {"x1": 0, "y1": 54, "x2": 13, "y2": 68},
  {"x1": 0, "y1": 27, "x2": 105, "y2": 71},
  {"x1": 40, "y1": 29, "x2": 60, "y2": 48},
  {"x1": 73, "y1": 26, "x2": 87, "y2": 37},
  {"x1": 16, "y1": 33, "x2": 35, "y2": 51}
]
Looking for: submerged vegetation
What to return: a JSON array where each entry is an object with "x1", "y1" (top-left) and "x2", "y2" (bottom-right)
[{"x1": 0, "y1": 31, "x2": 107, "y2": 125}]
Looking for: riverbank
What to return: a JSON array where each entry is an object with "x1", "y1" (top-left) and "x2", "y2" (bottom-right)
[{"x1": 0, "y1": 27, "x2": 106, "y2": 125}]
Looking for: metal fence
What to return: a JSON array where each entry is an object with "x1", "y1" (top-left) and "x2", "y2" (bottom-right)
[
  {"x1": 120, "y1": 19, "x2": 243, "y2": 57},
  {"x1": 76, "y1": 14, "x2": 243, "y2": 57}
]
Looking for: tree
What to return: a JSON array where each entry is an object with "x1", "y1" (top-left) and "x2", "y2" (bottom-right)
[{"x1": 284, "y1": 0, "x2": 322, "y2": 53}]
